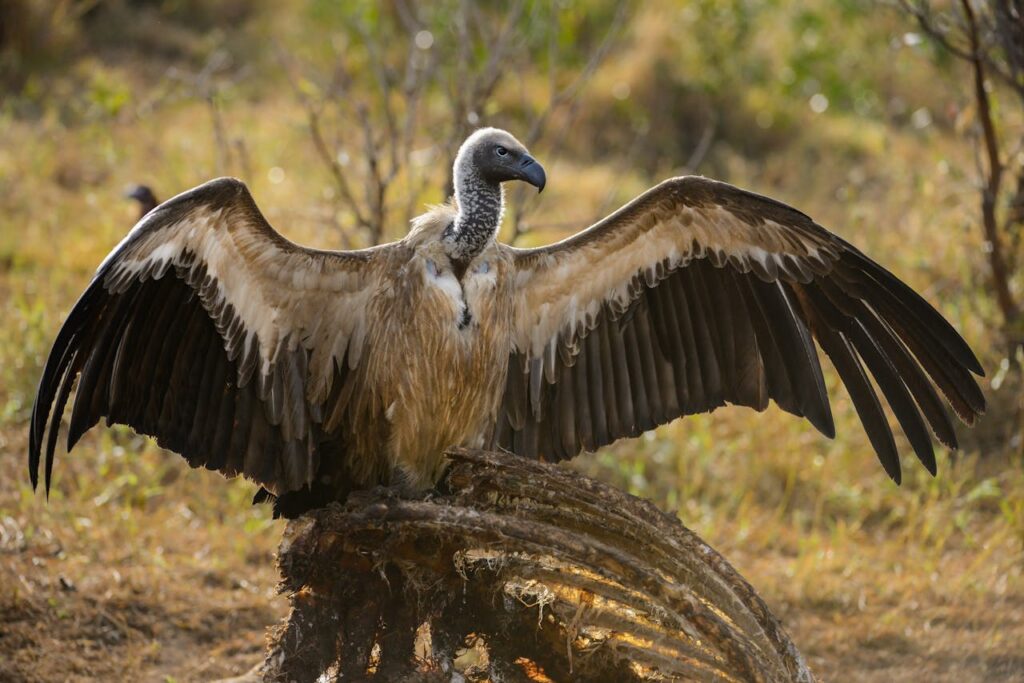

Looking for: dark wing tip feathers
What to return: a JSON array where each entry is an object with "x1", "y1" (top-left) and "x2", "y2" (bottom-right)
[
  {"x1": 27, "y1": 176, "x2": 256, "y2": 497},
  {"x1": 28, "y1": 174, "x2": 351, "y2": 504},
  {"x1": 842, "y1": 244, "x2": 986, "y2": 380},
  {"x1": 505, "y1": 175, "x2": 985, "y2": 484}
]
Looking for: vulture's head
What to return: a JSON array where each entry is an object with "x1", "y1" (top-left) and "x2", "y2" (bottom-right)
[
  {"x1": 455, "y1": 128, "x2": 546, "y2": 193},
  {"x1": 124, "y1": 184, "x2": 160, "y2": 217}
]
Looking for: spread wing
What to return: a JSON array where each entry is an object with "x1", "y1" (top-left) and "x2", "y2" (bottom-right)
[
  {"x1": 29, "y1": 178, "x2": 387, "y2": 497},
  {"x1": 500, "y1": 176, "x2": 985, "y2": 482}
]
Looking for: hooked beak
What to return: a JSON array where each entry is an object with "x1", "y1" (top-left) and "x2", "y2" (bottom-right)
[{"x1": 517, "y1": 154, "x2": 546, "y2": 193}]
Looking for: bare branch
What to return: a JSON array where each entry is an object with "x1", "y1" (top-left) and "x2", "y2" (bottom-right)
[
  {"x1": 899, "y1": 0, "x2": 1024, "y2": 100},
  {"x1": 508, "y1": 0, "x2": 632, "y2": 242},
  {"x1": 276, "y1": 48, "x2": 371, "y2": 235},
  {"x1": 682, "y1": 116, "x2": 718, "y2": 175},
  {"x1": 960, "y1": 0, "x2": 1020, "y2": 324}
]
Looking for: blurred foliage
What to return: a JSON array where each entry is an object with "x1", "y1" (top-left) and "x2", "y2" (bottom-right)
[
  {"x1": 0, "y1": 1, "x2": 1022, "y2": 680},
  {"x1": 272, "y1": 0, "x2": 632, "y2": 243},
  {"x1": 898, "y1": 0, "x2": 1024, "y2": 351}
]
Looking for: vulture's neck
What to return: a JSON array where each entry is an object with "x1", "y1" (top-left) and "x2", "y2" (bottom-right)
[{"x1": 444, "y1": 169, "x2": 503, "y2": 266}]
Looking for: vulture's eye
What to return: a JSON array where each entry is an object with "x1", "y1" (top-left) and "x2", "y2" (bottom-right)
[{"x1": 495, "y1": 146, "x2": 508, "y2": 157}]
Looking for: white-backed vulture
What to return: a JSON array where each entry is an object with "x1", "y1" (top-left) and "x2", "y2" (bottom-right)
[
  {"x1": 125, "y1": 184, "x2": 160, "y2": 221},
  {"x1": 29, "y1": 128, "x2": 985, "y2": 517}
]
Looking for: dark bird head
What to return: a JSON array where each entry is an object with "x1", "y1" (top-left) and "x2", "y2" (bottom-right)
[
  {"x1": 123, "y1": 184, "x2": 160, "y2": 219},
  {"x1": 455, "y1": 128, "x2": 546, "y2": 193}
]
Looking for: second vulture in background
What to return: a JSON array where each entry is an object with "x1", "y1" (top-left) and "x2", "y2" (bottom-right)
[
  {"x1": 125, "y1": 184, "x2": 160, "y2": 221},
  {"x1": 30, "y1": 128, "x2": 985, "y2": 517}
]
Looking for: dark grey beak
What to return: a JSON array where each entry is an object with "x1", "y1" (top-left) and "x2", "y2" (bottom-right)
[{"x1": 518, "y1": 154, "x2": 546, "y2": 193}]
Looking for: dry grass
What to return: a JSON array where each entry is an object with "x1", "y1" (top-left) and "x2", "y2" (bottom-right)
[{"x1": 1, "y1": 3, "x2": 1023, "y2": 681}]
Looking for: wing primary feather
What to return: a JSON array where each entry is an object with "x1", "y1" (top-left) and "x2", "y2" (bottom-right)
[
  {"x1": 848, "y1": 318, "x2": 937, "y2": 475},
  {"x1": 857, "y1": 303, "x2": 959, "y2": 448},
  {"x1": 281, "y1": 438, "x2": 308, "y2": 492},
  {"x1": 538, "y1": 380, "x2": 557, "y2": 459},
  {"x1": 544, "y1": 337, "x2": 557, "y2": 385},
  {"x1": 779, "y1": 284, "x2": 834, "y2": 437},
  {"x1": 266, "y1": 361, "x2": 286, "y2": 428},
  {"x1": 30, "y1": 336, "x2": 73, "y2": 471},
  {"x1": 286, "y1": 347, "x2": 309, "y2": 441},
  {"x1": 839, "y1": 272, "x2": 984, "y2": 422},
  {"x1": 736, "y1": 274, "x2": 799, "y2": 417},
  {"x1": 493, "y1": 411, "x2": 513, "y2": 452},
  {"x1": 804, "y1": 301, "x2": 902, "y2": 483},
  {"x1": 31, "y1": 284, "x2": 106, "y2": 469},
  {"x1": 839, "y1": 248, "x2": 984, "y2": 376},
  {"x1": 43, "y1": 362, "x2": 79, "y2": 496},
  {"x1": 66, "y1": 296, "x2": 126, "y2": 450},
  {"x1": 75, "y1": 295, "x2": 134, "y2": 437},
  {"x1": 810, "y1": 268, "x2": 935, "y2": 470},
  {"x1": 756, "y1": 280, "x2": 834, "y2": 437},
  {"x1": 811, "y1": 277, "x2": 958, "y2": 452},
  {"x1": 106, "y1": 313, "x2": 135, "y2": 418},
  {"x1": 31, "y1": 333, "x2": 78, "y2": 466}
]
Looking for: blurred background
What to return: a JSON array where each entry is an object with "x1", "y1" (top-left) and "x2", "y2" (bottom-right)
[{"x1": 0, "y1": 1, "x2": 1022, "y2": 680}]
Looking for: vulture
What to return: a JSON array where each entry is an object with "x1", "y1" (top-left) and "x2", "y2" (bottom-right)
[
  {"x1": 29, "y1": 128, "x2": 985, "y2": 517},
  {"x1": 125, "y1": 184, "x2": 160, "y2": 221}
]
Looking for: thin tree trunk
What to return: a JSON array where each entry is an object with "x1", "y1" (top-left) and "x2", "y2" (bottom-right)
[{"x1": 962, "y1": 0, "x2": 1021, "y2": 329}]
